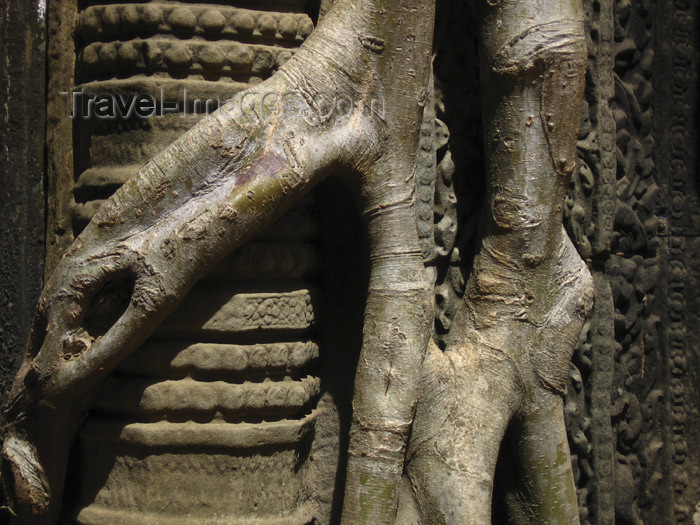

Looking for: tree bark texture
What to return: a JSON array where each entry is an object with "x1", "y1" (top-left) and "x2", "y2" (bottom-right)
[{"x1": 0, "y1": 0, "x2": 594, "y2": 523}]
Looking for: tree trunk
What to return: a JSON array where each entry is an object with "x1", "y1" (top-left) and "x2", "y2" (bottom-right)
[{"x1": 0, "y1": 0, "x2": 592, "y2": 523}]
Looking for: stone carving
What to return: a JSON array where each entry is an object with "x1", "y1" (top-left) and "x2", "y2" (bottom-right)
[
  {"x1": 653, "y1": 0, "x2": 699, "y2": 520},
  {"x1": 563, "y1": 0, "x2": 619, "y2": 522},
  {"x1": 2, "y1": 0, "x2": 698, "y2": 523},
  {"x1": 57, "y1": 2, "x2": 344, "y2": 523},
  {"x1": 429, "y1": 0, "x2": 483, "y2": 348},
  {"x1": 562, "y1": 0, "x2": 700, "y2": 522}
]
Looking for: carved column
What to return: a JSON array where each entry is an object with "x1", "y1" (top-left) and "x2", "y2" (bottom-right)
[{"x1": 45, "y1": 2, "x2": 364, "y2": 523}]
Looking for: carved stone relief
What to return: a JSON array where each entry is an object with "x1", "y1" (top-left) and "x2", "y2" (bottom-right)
[
  {"x1": 53, "y1": 2, "x2": 368, "y2": 523},
  {"x1": 23, "y1": 0, "x2": 700, "y2": 522}
]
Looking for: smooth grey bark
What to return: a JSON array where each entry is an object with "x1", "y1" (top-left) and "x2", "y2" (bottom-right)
[
  {"x1": 0, "y1": 0, "x2": 591, "y2": 523},
  {"x1": 400, "y1": 1, "x2": 591, "y2": 522}
]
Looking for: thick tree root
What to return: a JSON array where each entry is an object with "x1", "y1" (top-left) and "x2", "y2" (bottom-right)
[
  {"x1": 1, "y1": 0, "x2": 593, "y2": 522},
  {"x1": 399, "y1": 0, "x2": 592, "y2": 521},
  {"x1": 404, "y1": 236, "x2": 592, "y2": 524},
  {"x1": 1, "y1": 0, "x2": 435, "y2": 523}
]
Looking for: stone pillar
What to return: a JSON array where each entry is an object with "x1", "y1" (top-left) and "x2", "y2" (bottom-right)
[{"x1": 47, "y1": 2, "x2": 364, "y2": 523}]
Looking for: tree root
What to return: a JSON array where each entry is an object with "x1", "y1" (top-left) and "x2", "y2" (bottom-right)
[
  {"x1": 404, "y1": 235, "x2": 592, "y2": 524},
  {"x1": 1, "y1": 0, "x2": 436, "y2": 523},
  {"x1": 399, "y1": 0, "x2": 592, "y2": 520},
  {"x1": 0, "y1": 0, "x2": 594, "y2": 522}
]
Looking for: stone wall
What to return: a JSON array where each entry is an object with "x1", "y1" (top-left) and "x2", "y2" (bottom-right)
[
  {"x1": 0, "y1": 0, "x2": 698, "y2": 522},
  {"x1": 0, "y1": 0, "x2": 46, "y2": 429}
]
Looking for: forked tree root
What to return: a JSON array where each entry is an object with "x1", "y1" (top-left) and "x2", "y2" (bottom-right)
[{"x1": 0, "y1": 0, "x2": 592, "y2": 523}]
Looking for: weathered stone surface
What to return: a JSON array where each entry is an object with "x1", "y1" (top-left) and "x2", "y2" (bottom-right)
[
  {"x1": 159, "y1": 289, "x2": 317, "y2": 334},
  {"x1": 0, "y1": 0, "x2": 46, "y2": 425},
  {"x1": 1, "y1": 0, "x2": 699, "y2": 522},
  {"x1": 116, "y1": 341, "x2": 320, "y2": 378},
  {"x1": 50, "y1": 4, "x2": 349, "y2": 523}
]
